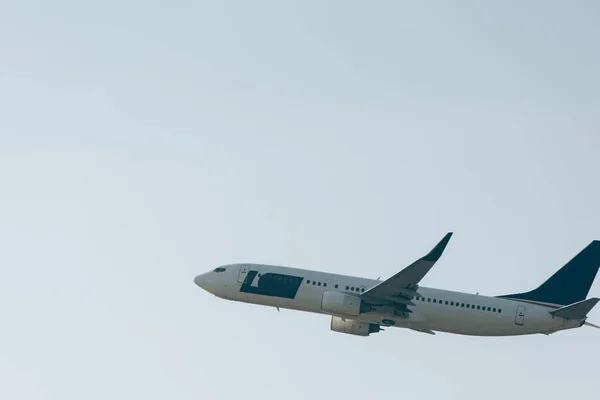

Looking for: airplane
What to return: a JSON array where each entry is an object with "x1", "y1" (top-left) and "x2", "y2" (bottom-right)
[{"x1": 193, "y1": 233, "x2": 600, "y2": 337}]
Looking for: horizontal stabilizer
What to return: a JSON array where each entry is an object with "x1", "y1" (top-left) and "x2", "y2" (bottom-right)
[{"x1": 550, "y1": 298, "x2": 600, "y2": 320}]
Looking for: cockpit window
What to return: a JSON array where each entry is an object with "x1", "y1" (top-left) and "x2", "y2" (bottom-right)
[{"x1": 213, "y1": 267, "x2": 226, "y2": 273}]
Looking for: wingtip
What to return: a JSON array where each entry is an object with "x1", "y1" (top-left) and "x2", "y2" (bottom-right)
[{"x1": 422, "y1": 232, "x2": 453, "y2": 262}]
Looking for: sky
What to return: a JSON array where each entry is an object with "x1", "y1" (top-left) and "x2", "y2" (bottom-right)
[{"x1": 1, "y1": 1, "x2": 599, "y2": 399}]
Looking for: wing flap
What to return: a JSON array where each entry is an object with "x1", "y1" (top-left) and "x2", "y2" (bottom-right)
[{"x1": 410, "y1": 327, "x2": 436, "y2": 335}]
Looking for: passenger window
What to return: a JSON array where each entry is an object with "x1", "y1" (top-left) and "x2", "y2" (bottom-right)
[
  {"x1": 487, "y1": 307, "x2": 491, "y2": 311},
  {"x1": 318, "y1": 282, "x2": 321, "y2": 286},
  {"x1": 477, "y1": 306, "x2": 480, "y2": 310},
  {"x1": 335, "y1": 284, "x2": 338, "y2": 288},
  {"x1": 351, "y1": 287, "x2": 355, "y2": 291},
  {"x1": 493, "y1": 308, "x2": 496, "y2": 312},
  {"x1": 445, "y1": 301, "x2": 448, "y2": 305},
  {"x1": 307, "y1": 280, "x2": 310, "y2": 284},
  {"x1": 433, "y1": 299, "x2": 436, "y2": 303},
  {"x1": 346, "y1": 286, "x2": 349, "y2": 290},
  {"x1": 312, "y1": 281, "x2": 316, "y2": 285},
  {"x1": 461, "y1": 303, "x2": 464, "y2": 307},
  {"x1": 324, "y1": 283, "x2": 327, "y2": 287},
  {"x1": 427, "y1": 298, "x2": 431, "y2": 302},
  {"x1": 361, "y1": 288, "x2": 365, "y2": 292},
  {"x1": 498, "y1": 309, "x2": 502, "y2": 313},
  {"x1": 450, "y1": 301, "x2": 454, "y2": 306}
]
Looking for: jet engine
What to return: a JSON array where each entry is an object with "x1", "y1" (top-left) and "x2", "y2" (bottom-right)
[
  {"x1": 330, "y1": 316, "x2": 381, "y2": 337},
  {"x1": 321, "y1": 291, "x2": 372, "y2": 316}
]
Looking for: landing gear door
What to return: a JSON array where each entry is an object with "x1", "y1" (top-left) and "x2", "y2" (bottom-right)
[
  {"x1": 515, "y1": 305, "x2": 526, "y2": 326},
  {"x1": 237, "y1": 265, "x2": 249, "y2": 284}
]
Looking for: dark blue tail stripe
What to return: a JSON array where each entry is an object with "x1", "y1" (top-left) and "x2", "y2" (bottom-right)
[{"x1": 497, "y1": 240, "x2": 600, "y2": 306}]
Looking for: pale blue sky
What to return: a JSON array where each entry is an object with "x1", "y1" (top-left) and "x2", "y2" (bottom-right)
[{"x1": 1, "y1": 2, "x2": 599, "y2": 399}]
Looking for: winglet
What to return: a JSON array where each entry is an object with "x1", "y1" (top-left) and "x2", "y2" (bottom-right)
[
  {"x1": 360, "y1": 232, "x2": 454, "y2": 300},
  {"x1": 422, "y1": 232, "x2": 453, "y2": 262}
]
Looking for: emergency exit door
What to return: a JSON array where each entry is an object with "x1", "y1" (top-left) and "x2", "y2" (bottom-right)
[
  {"x1": 515, "y1": 305, "x2": 526, "y2": 326},
  {"x1": 237, "y1": 265, "x2": 249, "y2": 283}
]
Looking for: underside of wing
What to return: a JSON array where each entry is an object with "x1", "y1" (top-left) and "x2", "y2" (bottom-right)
[{"x1": 360, "y1": 232, "x2": 453, "y2": 318}]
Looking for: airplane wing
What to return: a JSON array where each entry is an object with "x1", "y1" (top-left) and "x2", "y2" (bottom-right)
[{"x1": 360, "y1": 232, "x2": 453, "y2": 317}]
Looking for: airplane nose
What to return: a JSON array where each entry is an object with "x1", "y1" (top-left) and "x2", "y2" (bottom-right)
[
  {"x1": 194, "y1": 271, "x2": 218, "y2": 295},
  {"x1": 194, "y1": 274, "x2": 206, "y2": 288}
]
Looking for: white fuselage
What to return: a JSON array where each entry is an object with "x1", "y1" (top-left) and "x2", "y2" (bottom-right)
[{"x1": 194, "y1": 263, "x2": 583, "y2": 336}]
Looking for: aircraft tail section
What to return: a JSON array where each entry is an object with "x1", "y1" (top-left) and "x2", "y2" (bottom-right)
[
  {"x1": 498, "y1": 240, "x2": 600, "y2": 306},
  {"x1": 550, "y1": 298, "x2": 600, "y2": 320},
  {"x1": 584, "y1": 321, "x2": 600, "y2": 329}
]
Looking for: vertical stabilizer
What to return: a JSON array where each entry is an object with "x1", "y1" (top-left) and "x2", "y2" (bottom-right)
[{"x1": 498, "y1": 240, "x2": 600, "y2": 306}]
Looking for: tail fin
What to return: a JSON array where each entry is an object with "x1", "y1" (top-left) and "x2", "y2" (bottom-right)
[{"x1": 498, "y1": 240, "x2": 600, "y2": 306}]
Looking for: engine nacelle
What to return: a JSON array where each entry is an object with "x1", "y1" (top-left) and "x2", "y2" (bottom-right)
[
  {"x1": 321, "y1": 291, "x2": 372, "y2": 316},
  {"x1": 330, "y1": 316, "x2": 381, "y2": 337}
]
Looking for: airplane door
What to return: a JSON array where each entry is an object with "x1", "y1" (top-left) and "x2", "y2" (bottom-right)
[
  {"x1": 515, "y1": 305, "x2": 526, "y2": 326},
  {"x1": 237, "y1": 265, "x2": 249, "y2": 284}
]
